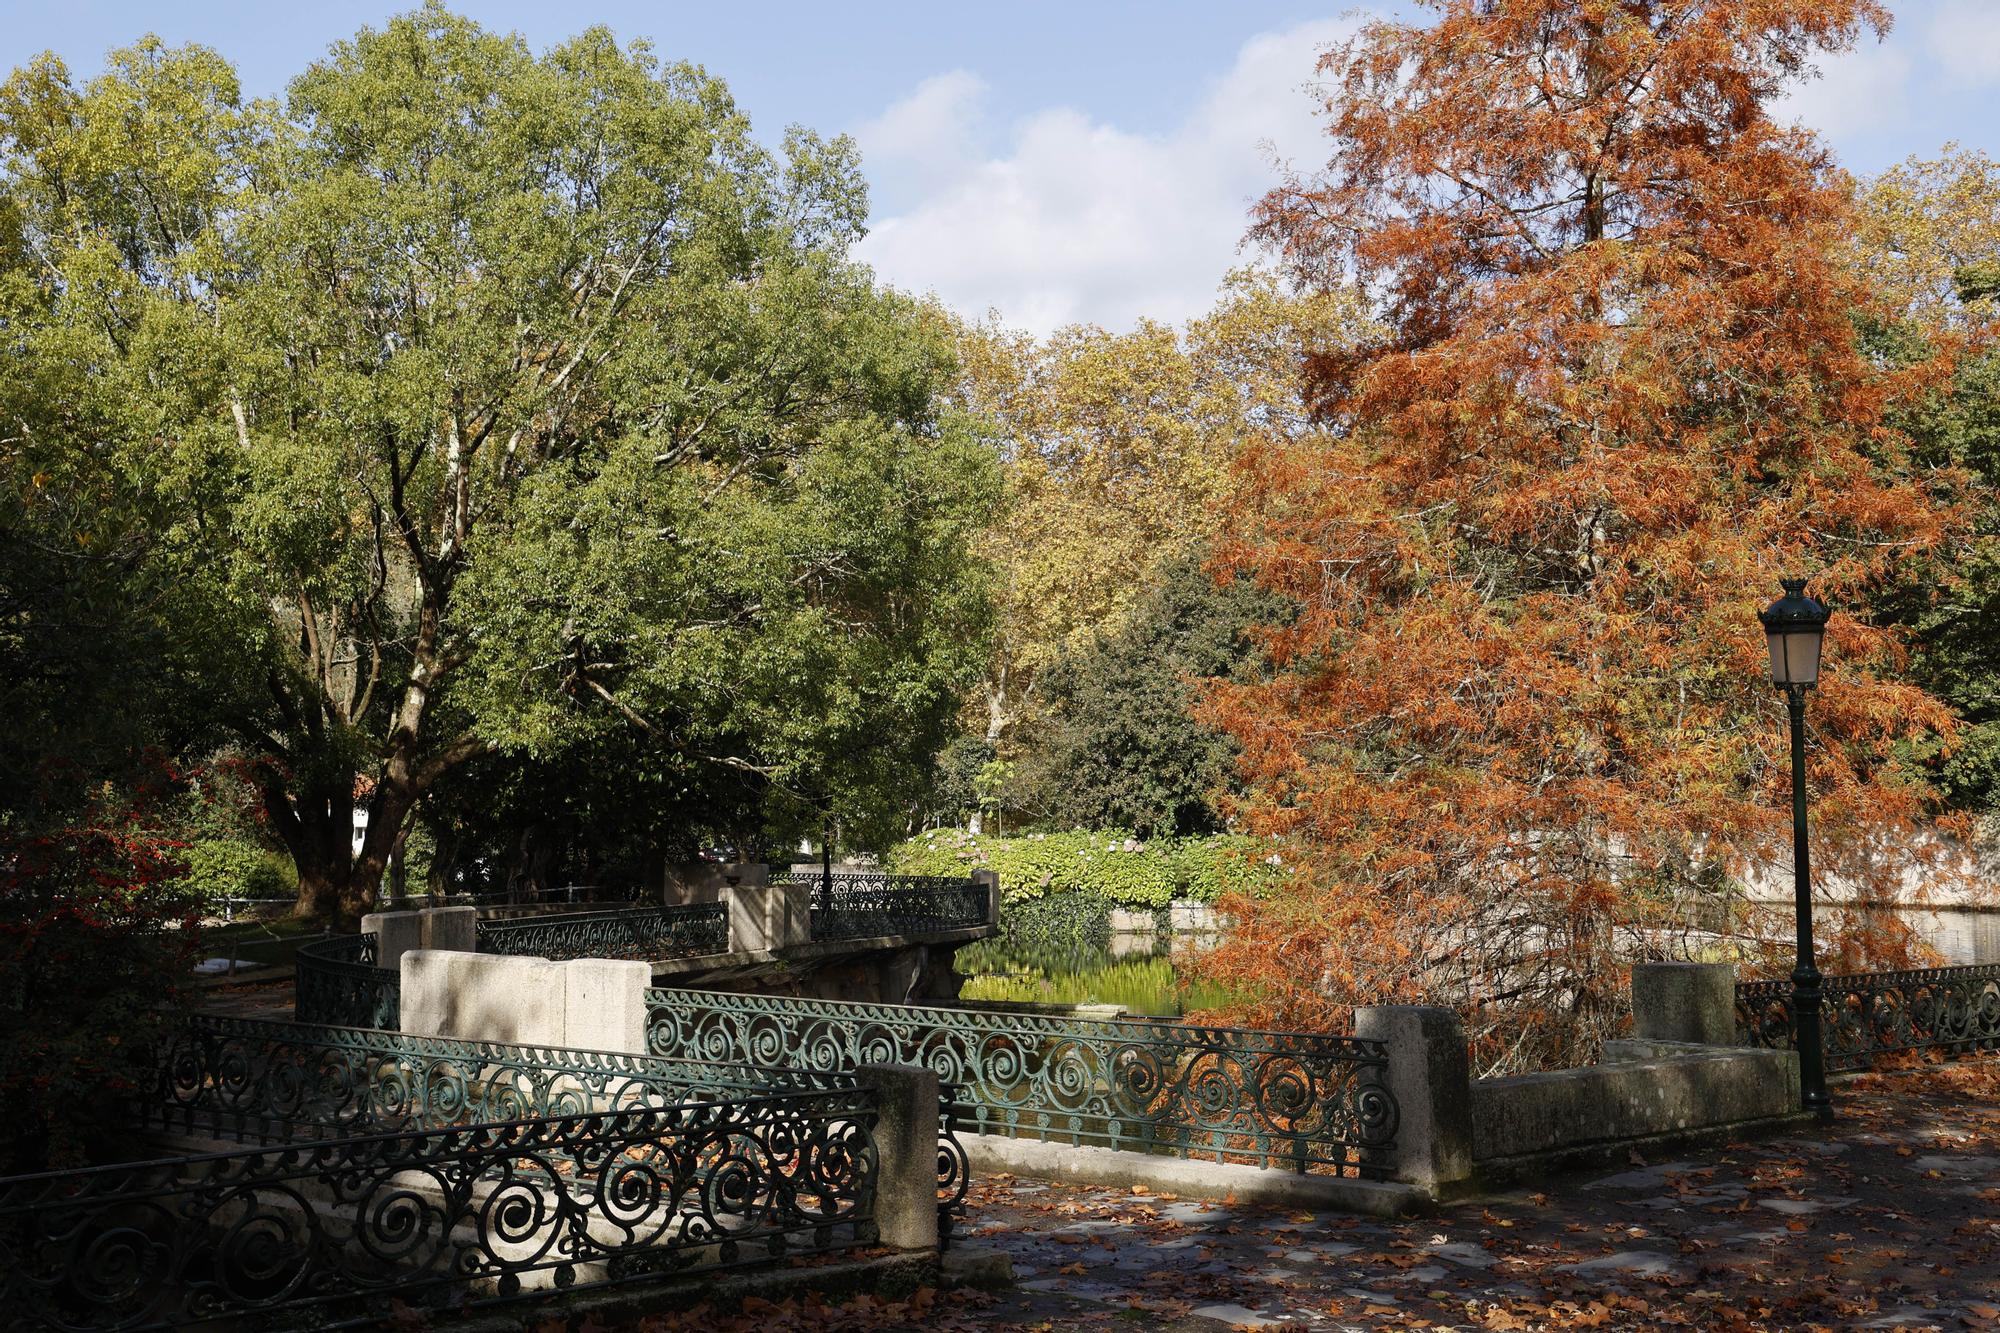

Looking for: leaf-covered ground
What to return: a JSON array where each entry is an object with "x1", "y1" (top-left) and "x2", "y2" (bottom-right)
[{"x1": 562, "y1": 1063, "x2": 2000, "y2": 1332}]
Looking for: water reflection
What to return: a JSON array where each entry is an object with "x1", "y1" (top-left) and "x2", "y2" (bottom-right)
[{"x1": 955, "y1": 929, "x2": 1226, "y2": 1016}]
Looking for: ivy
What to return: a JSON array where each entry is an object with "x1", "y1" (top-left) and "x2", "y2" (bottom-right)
[{"x1": 886, "y1": 828, "x2": 1285, "y2": 909}]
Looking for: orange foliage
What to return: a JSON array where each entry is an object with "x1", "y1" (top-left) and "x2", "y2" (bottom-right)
[{"x1": 1198, "y1": 0, "x2": 1968, "y2": 1069}]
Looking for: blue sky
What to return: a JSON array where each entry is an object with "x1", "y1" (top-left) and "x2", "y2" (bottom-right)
[{"x1": 9, "y1": 2, "x2": 2000, "y2": 333}]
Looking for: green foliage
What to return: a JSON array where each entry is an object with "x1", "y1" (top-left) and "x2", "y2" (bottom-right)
[
  {"x1": 1015, "y1": 550, "x2": 1289, "y2": 838},
  {"x1": 956, "y1": 889, "x2": 1117, "y2": 975},
  {"x1": 173, "y1": 837, "x2": 295, "y2": 904},
  {"x1": 911, "y1": 735, "x2": 994, "y2": 830},
  {"x1": 885, "y1": 828, "x2": 1283, "y2": 908},
  {"x1": 0, "y1": 11, "x2": 998, "y2": 914},
  {"x1": 1871, "y1": 310, "x2": 2000, "y2": 814}
]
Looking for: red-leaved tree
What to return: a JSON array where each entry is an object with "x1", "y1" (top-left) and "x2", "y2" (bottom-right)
[{"x1": 1201, "y1": 0, "x2": 1970, "y2": 1068}]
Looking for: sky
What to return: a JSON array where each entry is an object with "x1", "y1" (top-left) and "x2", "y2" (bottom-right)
[{"x1": 7, "y1": 1, "x2": 2000, "y2": 335}]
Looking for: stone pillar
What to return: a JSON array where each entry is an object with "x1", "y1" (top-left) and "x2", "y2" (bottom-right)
[
  {"x1": 402, "y1": 949, "x2": 565, "y2": 1046},
  {"x1": 727, "y1": 874, "x2": 808, "y2": 952},
  {"x1": 856, "y1": 1063, "x2": 940, "y2": 1252},
  {"x1": 562, "y1": 958, "x2": 652, "y2": 1055},
  {"x1": 420, "y1": 905, "x2": 478, "y2": 954},
  {"x1": 360, "y1": 909, "x2": 426, "y2": 971},
  {"x1": 1631, "y1": 962, "x2": 1739, "y2": 1046},
  {"x1": 972, "y1": 869, "x2": 1001, "y2": 927},
  {"x1": 1353, "y1": 1005, "x2": 1474, "y2": 1194},
  {"x1": 401, "y1": 950, "x2": 652, "y2": 1055}
]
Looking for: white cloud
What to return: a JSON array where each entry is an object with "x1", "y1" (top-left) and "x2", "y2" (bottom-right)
[
  {"x1": 1925, "y1": 0, "x2": 2000, "y2": 89},
  {"x1": 852, "y1": 70, "x2": 990, "y2": 189},
  {"x1": 852, "y1": 18, "x2": 1363, "y2": 335},
  {"x1": 1774, "y1": 38, "x2": 1913, "y2": 141}
]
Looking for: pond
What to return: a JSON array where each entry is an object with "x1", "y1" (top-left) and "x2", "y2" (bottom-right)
[{"x1": 953, "y1": 930, "x2": 1231, "y2": 1016}]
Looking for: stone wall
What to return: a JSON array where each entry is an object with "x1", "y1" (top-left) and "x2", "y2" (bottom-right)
[
  {"x1": 399, "y1": 950, "x2": 653, "y2": 1054},
  {"x1": 1356, "y1": 962, "x2": 1803, "y2": 1198}
]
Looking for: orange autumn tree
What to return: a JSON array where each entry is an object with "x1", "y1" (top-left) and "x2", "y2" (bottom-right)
[{"x1": 1199, "y1": 0, "x2": 1964, "y2": 1069}]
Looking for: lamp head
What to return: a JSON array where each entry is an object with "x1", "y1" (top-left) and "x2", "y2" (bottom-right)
[{"x1": 1758, "y1": 577, "x2": 1830, "y2": 689}]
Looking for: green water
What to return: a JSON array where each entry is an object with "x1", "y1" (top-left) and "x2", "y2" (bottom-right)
[{"x1": 955, "y1": 937, "x2": 1231, "y2": 1016}]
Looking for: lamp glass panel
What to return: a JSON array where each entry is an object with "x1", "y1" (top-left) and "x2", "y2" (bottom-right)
[{"x1": 1770, "y1": 627, "x2": 1824, "y2": 686}]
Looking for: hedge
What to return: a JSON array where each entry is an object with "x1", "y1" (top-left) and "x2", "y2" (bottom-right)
[{"x1": 885, "y1": 828, "x2": 1285, "y2": 908}]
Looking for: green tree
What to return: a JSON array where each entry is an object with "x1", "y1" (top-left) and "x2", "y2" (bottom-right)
[
  {"x1": 1851, "y1": 148, "x2": 2000, "y2": 817},
  {"x1": 1, "y1": 10, "x2": 995, "y2": 920},
  {"x1": 1021, "y1": 550, "x2": 1287, "y2": 838}
]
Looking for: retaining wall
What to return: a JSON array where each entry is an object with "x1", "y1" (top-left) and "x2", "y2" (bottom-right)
[{"x1": 1357, "y1": 962, "x2": 1804, "y2": 1198}]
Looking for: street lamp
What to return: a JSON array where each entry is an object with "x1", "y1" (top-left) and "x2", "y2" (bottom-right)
[{"x1": 1758, "y1": 577, "x2": 1833, "y2": 1122}]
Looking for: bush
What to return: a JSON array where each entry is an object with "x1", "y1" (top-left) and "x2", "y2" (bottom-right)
[
  {"x1": 886, "y1": 828, "x2": 1286, "y2": 908},
  {"x1": 0, "y1": 821, "x2": 201, "y2": 1171},
  {"x1": 174, "y1": 837, "x2": 295, "y2": 905}
]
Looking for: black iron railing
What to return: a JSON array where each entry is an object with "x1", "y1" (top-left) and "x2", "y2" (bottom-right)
[
  {"x1": 143, "y1": 1014, "x2": 969, "y2": 1236},
  {"x1": 1736, "y1": 963, "x2": 2000, "y2": 1071},
  {"x1": 293, "y1": 932, "x2": 400, "y2": 1030},
  {"x1": 1, "y1": 1091, "x2": 878, "y2": 1332},
  {"x1": 476, "y1": 903, "x2": 728, "y2": 960},
  {"x1": 644, "y1": 985, "x2": 1398, "y2": 1175},
  {"x1": 772, "y1": 870, "x2": 988, "y2": 942}
]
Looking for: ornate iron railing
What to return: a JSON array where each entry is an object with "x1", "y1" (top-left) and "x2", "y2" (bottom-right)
[
  {"x1": 142, "y1": 1014, "x2": 969, "y2": 1235},
  {"x1": 773, "y1": 870, "x2": 988, "y2": 942},
  {"x1": 294, "y1": 933, "x2": 400, "y2": 1030},
  {"x1": 476, "y1": 903, "x2": 728, "y2": 961},
  {"x1": 1736, "y1": 963, "x2": 2000, "y2": 1072},
  {"x1": 643, "y1": 986, "x2": 1397, "y2": 1174},
  {"x1": 1, "y1": 1092, "x2": 878, "y2": 1331}
]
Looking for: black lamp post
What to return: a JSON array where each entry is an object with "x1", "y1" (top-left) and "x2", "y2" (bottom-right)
[{"x1": 1758, "y1": 577, "x2": 1834, "y2": 1122}]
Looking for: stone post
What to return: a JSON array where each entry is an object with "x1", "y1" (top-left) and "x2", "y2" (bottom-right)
[
  {"x1": 856, "y1": 1063, "x2": 940, "y2": 1252},
  {"x1": 726, "y1": 871, "x2": 807, "y2": 953},
  {"x1": 420, "y1": 905, "x2": 478, "y2": 954},
  {"x1": 401, "y1": 950, "x2": 564, "y2": 1046},
  {"x1": 1352, "y1": 1005, "x2": 1474, "y2": 1195},
  {"x1": 1631, "y1": 961, "x2": 1739, "y2": 1046},
  {"x1": 972, "y1": 869, "x2": 1001, "y2": 927},
  {"x1": 562, "y1": 958, "x2": 652, "y2": 1055},
  {"x1": 359, "y1": 909, "x2": 426, "y2": 971}
]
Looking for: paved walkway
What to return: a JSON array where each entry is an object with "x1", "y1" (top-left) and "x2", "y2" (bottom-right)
[{"x1": 942, "y1": 1063, "x2": 2000, "y2": 1332}]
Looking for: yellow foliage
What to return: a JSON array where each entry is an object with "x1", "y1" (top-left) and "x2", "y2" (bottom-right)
[
  {"x1": 1851, "y1": 143, "x2": 2000, "y2": 328},
  {"x1": 956, "y1": 269, "x2": 1374, "y2": 745}
]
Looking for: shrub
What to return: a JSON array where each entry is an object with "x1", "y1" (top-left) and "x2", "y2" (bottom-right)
[
  {"x1": 174, "y1": 837, "x2": 295, "y2": 905},
  {"x1": 0, "y1": 820, "x2": 201, "y2": 1171}
]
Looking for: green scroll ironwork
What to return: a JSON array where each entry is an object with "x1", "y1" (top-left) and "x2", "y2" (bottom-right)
[
  {"x1": 643, "y1": 985, "x2": 1397, "y2": 1174},
  {"x1": 148, "y1": 1013, "x2": 841, "y2": 1141},
  {"x1": 293, "y1": 933, "x2": 400, "y2": 1030},
  {"x1": 1736, "y1": 962, "x2": 2000, "y2": 1071},
  {"x1": 3, "y1": 1091, "x2": 879, "y2": 1331},
  {"x1": 772, "y1": 870, "x2": 988, "y2": 942},
  {"x1": 143, "y1": 1014, "x2": 970, "y2": 1232},
  {"x1": 476, "y1": 903, "x2": 727, "y2": 960}
]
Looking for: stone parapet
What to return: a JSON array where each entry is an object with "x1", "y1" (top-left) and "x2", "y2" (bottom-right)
[
  {"x1": 1470, "y1": 1046, "x2": 1800, "y2": 1166},
  {"x1": 1631, "y1": 961, "x2": 1739, "y2": 1046}
]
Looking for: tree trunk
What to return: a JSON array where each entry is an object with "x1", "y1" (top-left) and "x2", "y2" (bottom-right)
[
  {"x1": 348, "y1": 782, "x2": 415, "y2": 923},
  {"x1": 268, "y1": 771, "x2": 358, "y2": 924}
]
